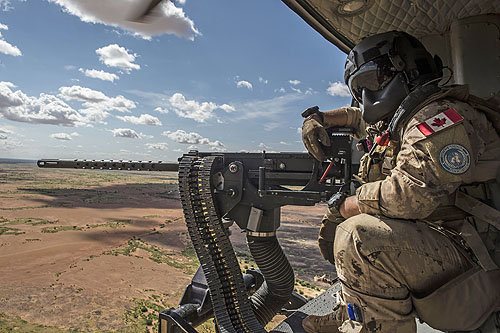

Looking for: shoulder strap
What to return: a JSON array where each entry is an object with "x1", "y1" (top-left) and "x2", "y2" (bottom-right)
[{"x1": 388, "y1": 84, "x2": 442, "y2": 139}]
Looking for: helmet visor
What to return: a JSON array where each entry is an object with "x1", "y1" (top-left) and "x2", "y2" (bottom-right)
[{"x1": 347, "y1": 56, "x2": 398, "y2": 103}]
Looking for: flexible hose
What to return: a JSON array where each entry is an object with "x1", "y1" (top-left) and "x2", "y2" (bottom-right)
[{"x1": 247, "y1": 235, "x2": 295, "y2": 326}]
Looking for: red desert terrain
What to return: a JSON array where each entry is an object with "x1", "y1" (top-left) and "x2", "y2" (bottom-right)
[{"x1": 0, "y1": 161, "x2": 333, "y2": 332}]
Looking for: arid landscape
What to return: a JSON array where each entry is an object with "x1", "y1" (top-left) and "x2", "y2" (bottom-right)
[{"x1": 0, "y1": 160, "x2": 335, "y2": 332}]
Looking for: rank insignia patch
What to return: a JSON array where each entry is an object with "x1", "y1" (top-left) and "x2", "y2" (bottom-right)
[
  {"x1": 416, "y1": 108, "x2": 463, "y2": 136},
  {"x1": 439, "y1": 144, "x2": 471, "y2": 174}
]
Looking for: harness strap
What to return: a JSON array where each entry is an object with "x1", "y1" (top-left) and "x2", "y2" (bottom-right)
[
  {"x1": 455, "y1": 190, "x2": 500, "y2": 230},
  {"x1": 458, "y1": 218, "x2": 498, "y2": 271},
  {"x1": 454, "y1": 190, "x2": 500, "y2": 271}
]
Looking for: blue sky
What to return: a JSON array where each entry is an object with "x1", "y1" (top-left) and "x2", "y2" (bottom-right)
[{"x1": 0, "y1": 0, "x2": 351, "y2": 161}]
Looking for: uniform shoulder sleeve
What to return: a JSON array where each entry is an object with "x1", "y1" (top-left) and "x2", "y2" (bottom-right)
[{"x1": 357, "y1": 99, "x2": 478, "y2": 219}]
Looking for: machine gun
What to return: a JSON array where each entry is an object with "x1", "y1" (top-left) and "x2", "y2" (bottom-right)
[{"x1": 37, "y1": 130, "x2": 354, "y2": 333}]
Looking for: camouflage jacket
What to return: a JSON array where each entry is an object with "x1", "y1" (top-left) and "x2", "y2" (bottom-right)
[{"x1": 344, "y1": 85, "x2": 500, "y2": 266}]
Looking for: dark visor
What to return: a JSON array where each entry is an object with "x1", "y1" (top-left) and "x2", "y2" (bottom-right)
[{"x1": 347, "y1": 56, "x2": 398, "y2": 103}]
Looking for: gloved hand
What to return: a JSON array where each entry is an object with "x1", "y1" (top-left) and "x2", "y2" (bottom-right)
[
  {"x1": 318, "y1": 210, "x2": 343, "y2": 265},
  {"x1": 302, "y1": 114, "x2": 331, "y2": 161}
]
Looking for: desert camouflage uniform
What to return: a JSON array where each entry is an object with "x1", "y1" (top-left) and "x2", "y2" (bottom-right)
[{"x1": 330, "y1": 86, "x2": 500, "y2": 332}]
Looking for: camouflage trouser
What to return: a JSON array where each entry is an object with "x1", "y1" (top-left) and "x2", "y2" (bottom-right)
[{"x1": 333, "y1": 214, "x2": 472, "y2": 333}]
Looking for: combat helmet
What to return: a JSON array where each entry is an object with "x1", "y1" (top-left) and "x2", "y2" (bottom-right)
[{"x1": 344, "y1": 31, "x2": 443, "y2": 124}]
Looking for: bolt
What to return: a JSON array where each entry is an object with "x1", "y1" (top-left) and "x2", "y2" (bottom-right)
[
  {"x1": 279, "y1": 162, "x2": 286, "y2": 170},
  {"x1": 229, "y1": 163, "x2": 239, "y2": 173},
  {"x1": 227, "y1": 189, "x2": 237, "y2": 198}
]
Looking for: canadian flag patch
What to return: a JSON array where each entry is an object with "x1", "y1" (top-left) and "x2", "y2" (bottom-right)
[{"x1": 416, "y1": 108, "x2": 463, "y2": 136}]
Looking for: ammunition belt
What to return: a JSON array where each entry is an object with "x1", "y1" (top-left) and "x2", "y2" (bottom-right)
[{"x1": 178, "y1": 155, "x2": 265, "y2": 333}]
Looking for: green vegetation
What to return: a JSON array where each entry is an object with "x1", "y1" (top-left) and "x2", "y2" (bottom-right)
[
  {"x1": 296, "y1": 278, "x2": 321, "y2": 291},
  {"x1": 180, "y1": 244, "x2": 199, "y2": 265},
  {"x1": 0, "y1": 217, "x2": 58, "y2": 226},
  {"x1": 25, "y1": 238, "x2": 41, "y2": 242},
  {"x1": 85, "y1": 219, "x2": 131, "y2": 229},
  {"x1": 235, "y1": 249, "x2": 257, "y2": 269},
  {"x1": 41, "y1": 225, "x2": 82, "y2": 233},
  {"x1": 0, "y1": 226, "x2": 25, "y2": 235},
  {"x1": 103, "y1": 239, "x2": 199, "y2": 274},
  {"x1": 0, "y1": 205, "x2": 50, "y2": 211},
  {"x1": 123, "y1": 296, "x2": 171, "y2": 332},
  {"x1": 0, "y1": 312, "x2": 79, "y2": 333}
]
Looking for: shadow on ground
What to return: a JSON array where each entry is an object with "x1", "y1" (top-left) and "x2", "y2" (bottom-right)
[{"x1": 19, "y1": 183, "x2": 180, "y2": 210}]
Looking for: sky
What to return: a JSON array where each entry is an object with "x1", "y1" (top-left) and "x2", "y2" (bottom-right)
[{"x1": 0, "y1": 0, "x2": 352, "y2": 161}]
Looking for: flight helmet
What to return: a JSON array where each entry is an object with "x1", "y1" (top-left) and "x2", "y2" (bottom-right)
[{"x1": 344, "y1": 31, "x2": 443, "y2": 124}]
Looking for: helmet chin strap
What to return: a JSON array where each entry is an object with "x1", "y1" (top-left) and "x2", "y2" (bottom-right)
[{"x1": 360, "y1": 72, "x2": 410, "y2": 125}]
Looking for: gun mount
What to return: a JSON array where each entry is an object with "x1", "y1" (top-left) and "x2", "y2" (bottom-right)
[{"x1": 37, "y1": 133, "x2": 354, "y2": 333}]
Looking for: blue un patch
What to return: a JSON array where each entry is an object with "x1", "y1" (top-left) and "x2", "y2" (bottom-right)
[{"x1": 439, "y1": 144, "x2": 471, "y2": 175}]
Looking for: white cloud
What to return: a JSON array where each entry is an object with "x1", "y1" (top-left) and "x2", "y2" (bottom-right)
[
  {"x1": 154, "y1": 106, "x2": 168, "y2": 114},
  {"x1": 47, "y1": 0, "x2": 199, "y2": 40},
  {"x1": 219, "y1": 104, "x2": 235, "y2": 113},
  {"x1": 162, "y1": 130, "x2": 224, "y2": 147},
  {"x1": 0, "y1": 127, "x2": 13, "y2": 134},
  {"x1": 259, "y1": 142, "x2": 270, "y2": 149},
  {"x1": 210, "y1": 146, "x2": 226, "y2": 152},
  {"x1": 0, "y1": 81, "x2": 85, "y2": 127},
  {"x1": 117, "y1": 113, "x2": 162, "y2": 126},
  {"x1": 0, "y1": 135, "x2": 22, "y2": 150},
  {"x1": 0, "y1": 0, "x2": 13, "y2": 11},
  {"x1": 263, "y1": 122, "x2": 280, "y2": 131},
  {"x1": 208, "y1": 140, "x2": 224, "y2": 147},
  {"x1": 0, "y1": 25, "x2": 21, "y2": 56},
  {"x1": 96, "y1": 44, "x2": 140, "y2": 72},
  {"x1": 280, "y1": 141, "x2": 290, "y2": 145},
  {"x1": 236, "y1": 80, "x2": 253, "y2": 90},
  {"x1": 291, "y1": 87, "x2": 302, "y2": 94},
  {"x1": 233, "y1": 94, "x2": 305, "y2": 121},
  {"x1": 275, "y1": 87, "x2": 286, "y2": 93},
  {"x1": 289, "y1": 80, "x2": 300, "y2": 86},
  {"x1": 111, "y1": 128, "x2": 144, "y2": 139},
  {"x1": 169, "y1": 93, "x2": 232, "y2": 123},
  {"x1": 79, "y1": 68, "x2": 119, "y2": 82},
  {"x1": 297, "y1": 127, "x2": 302, "y2": 134},
  {"x1": 327, "y1": 81, "x2": 351, "y2": 97},
  {"x1": 129, "y1": 90, "x2": 234, "y2": 122},
  {"x1": 59, "y1": 85, "x2": 107, "y2": 103},
  {"x1": 145, "y1": 142, "x2": 168, "y2": 150},
  {"x1": 56, "y1": 85, "x2": 136, "y2": 124},
  {"x1": 59, "y1": 85, "x2": 136, "y2": 113},
  {"x1": 259, "y1": 77, "x2": 268, "y2": 84},
  {"x1": 50, "y1": 132, "x2": 76, "y2": 140}
]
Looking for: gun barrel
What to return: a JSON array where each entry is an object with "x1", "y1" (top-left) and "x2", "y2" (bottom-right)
[{"x1": 37, "y1": 159, "x2": 179, "y2": 172}]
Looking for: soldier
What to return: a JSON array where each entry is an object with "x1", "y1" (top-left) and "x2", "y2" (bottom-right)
[{"x1": 301, "y1": 31, "x2": 500, "y2": 333}]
